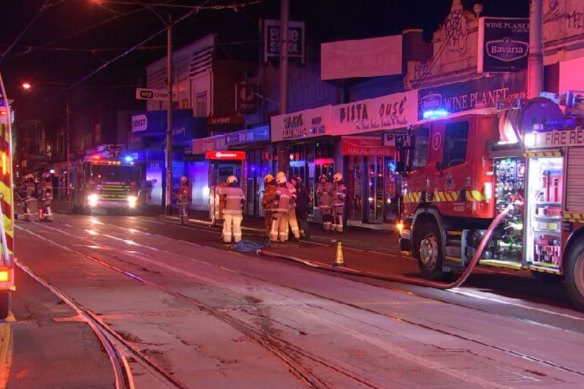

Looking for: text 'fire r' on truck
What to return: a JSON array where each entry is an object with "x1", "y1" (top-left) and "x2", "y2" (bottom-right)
[
  {"x1": 394, "y1": 91, "x2": 584, "y2": 311},
  {"x1": 70, "y1": 144, "x2": 142, "y2": 215}
]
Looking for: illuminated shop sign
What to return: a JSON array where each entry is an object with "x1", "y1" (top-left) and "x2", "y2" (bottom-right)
[
  {"x1": 271, "y1": 106, "x2": 332, "y2": 142},
  {"x1": 205, "y1": 150, "x2": 246, "y2": 160},
  {"x1": 478, "y1": 17, "x2": 529, "y2": 73},
  {"x1": 418, "y1": 72, "x2": 526, "y2": 119}
]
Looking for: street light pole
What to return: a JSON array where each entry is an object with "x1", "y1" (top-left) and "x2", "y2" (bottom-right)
[{"x1": 165, "y1": 15, "x2": 173, "y2": 215}]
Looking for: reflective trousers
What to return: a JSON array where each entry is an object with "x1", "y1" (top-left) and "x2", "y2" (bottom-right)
[
  {"x1": 332, "y1": 206, "x2": 344, "y2": 232},
  {"x1": 263, "y1": 210, "x2": 273, "y2": 237},
  {"x1": 223, "y1": 213, "x2": 243, "y2": 243},
  {"x1": 178, "y1": 202, "x2": 189, "y2": 224},
  {"x1": 270, "y1": 212, "x2": 289, "y2": 242},
  {"x1": 288, "y1": 208, "x2": 300, "y2": 239}
]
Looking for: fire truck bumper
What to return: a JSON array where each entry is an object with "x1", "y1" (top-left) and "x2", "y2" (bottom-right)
[
  {"x1": 91, "y1": 200, "x2": 136, "y2": 209},
  {"x1": 399, "y1": 229, "x2": 412, "y2": 255}
]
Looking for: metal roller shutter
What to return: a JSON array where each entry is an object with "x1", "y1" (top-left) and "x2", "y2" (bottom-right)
[{"x1": 567, "y1": 147, "x2": 584, "y2": 212}]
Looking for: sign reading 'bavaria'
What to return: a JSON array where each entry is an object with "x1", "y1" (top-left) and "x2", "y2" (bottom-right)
[{"x1": 478, "y1": 17, "x2": 529, "y2": 73}]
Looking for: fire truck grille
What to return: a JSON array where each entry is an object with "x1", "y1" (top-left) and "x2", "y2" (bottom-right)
[{"x1": 100, "y1": 184, "x2": 131, "y2": 201}]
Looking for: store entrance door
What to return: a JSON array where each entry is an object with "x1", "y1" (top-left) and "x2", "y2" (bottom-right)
[{"x1": 366, "y1": 156, "x2": 384, "y2": 224}]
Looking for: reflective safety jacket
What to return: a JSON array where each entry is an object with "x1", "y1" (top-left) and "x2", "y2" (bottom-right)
[
  {"x1": 332, "y1": 182, "x2": 347, "y2": 208},
  {"x1": 177, "y1": 184, "x2": 191, "y2": 204},
  {"x1": 218, "y1": 186, "x2": 245, "y2": 215},
  {"x1": 316, "y1": 182, "x2": 334, "y2": 210},
  {"x1": 273, "y1": 183, "x2": 291, "y2": 213},
  {"x1": 261, "y1": 184, "x2": 277, "y2": 210}
]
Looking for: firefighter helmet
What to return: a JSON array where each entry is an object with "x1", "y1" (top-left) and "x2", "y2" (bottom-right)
[
  {"x1": 333, "y1": 172, "x2": 343, "y2": 182},
  {"x1": 180, "y1": 176, "x2": 188, "y2": 183},
  {"x1": 319, "y1": 174, "x2": 328, "y2": 181},
  {"x1": 276, "y1": 171, "x2": 287, "y2": 184},
  {"x1": 291, "y1": 176, "x2": 302, "y2": 185},
  {"x1": 227, "y1": 175, "x2": 238, "y2": 184},
  {"x1": 264, "y1": 174, "x2": 274, "y2": 183}
]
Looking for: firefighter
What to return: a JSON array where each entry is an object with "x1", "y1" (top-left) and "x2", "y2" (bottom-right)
[
  {"x1": 39, "y1": 172, "x2": 54, "y2": 222},
  {"x1": 270, "y1": 172, "x2": 291, "y2": 243},
  {"x1": 176, "y1": 176, "x2": 191, "y2": 225},
  {"x1": 316, "y1": 173, "x2": 334, "y2": 232},
  {"x1": 291, "y1": 176, "x2": 311, "y2": 239},
  {"x1": 332, "y1": 172, "x2": 347, "y2": 233},
  {"x1": 261, "y1": 174, "x2": 276, "y2": 237},
  {"x1": 23, "y1": 174, "x2": 39, "y2": 222},
  {"x1": 217, "y1": 175, "x2": 245, "y2": 244},
  {"x1": 287, "y1": 176, "x2": 301, "y2": 241}
]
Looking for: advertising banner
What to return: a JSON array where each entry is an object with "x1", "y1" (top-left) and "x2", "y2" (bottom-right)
[
  {"x1": 341, "y1": 136, "x2": 394, "y2": 156},
  {"x1": 321, "y1": 35, "x2": 402, "y2": 80},
  {"x1": 418, "y1": 72, "x2": 526, "y2": 119},
  {"x1": 478, "y1": 17, "x2": 529, "y2": 73},
  {"x1": 263, "y1": 19, "x2": 305, "y2": 64},
  {"x1": 271, "y1": 105, "x2": 332, "y2": 142},
  {"x1": 332, "y1": 90, "x2": 418, "y2": 135}
]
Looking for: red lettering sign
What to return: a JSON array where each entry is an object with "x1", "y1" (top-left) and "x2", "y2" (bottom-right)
[{"x1": 205, "y1": 150, "x2": 246, "y2": 160}]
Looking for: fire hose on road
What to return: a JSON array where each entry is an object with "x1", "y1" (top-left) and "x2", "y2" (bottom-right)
[{"x1": 258, "y1": 205, "x2": 515, "y2": 291}]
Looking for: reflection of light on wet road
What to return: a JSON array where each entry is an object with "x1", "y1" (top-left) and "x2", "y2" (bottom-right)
[
  {"x1": 89, "y1": 218, "x2": 104, "y2": 225},
  {"x1": 86, "y1": 230, "x2": 99, "y2": 236},
  {"x1": 124, "y1": 240, "x2": 136, "y2": 246}
]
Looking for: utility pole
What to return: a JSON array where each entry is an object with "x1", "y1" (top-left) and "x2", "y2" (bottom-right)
[
  {"x1": 165, "y1": 15, "x2": 173, "y2": 215},
  {"x1": 66, "y1": 97, "x2": 71, "y2": 199},
  {"x1": 278, "y1": 0, "x2": 290, "y2": 173},
  {"x1": 528, "y1": 0, "x2": 544, "y2": 98}
]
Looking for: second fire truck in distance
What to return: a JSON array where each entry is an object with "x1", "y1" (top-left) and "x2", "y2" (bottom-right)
[
  {"x1": 70, "y1": 144, "x2": 141, "y2": 214},
  {"x1": 396, "y1": 93, "x2": 584, "y2": 311}
]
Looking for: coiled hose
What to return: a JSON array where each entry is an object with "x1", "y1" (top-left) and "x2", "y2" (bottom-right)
[{"x1": 234, "y1": 240, "x2": 268, "y2": 254}]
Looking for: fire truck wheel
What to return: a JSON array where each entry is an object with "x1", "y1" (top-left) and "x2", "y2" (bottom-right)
[
  {"x1": 565, "y1": 242, "x2": 584, "y2": 311},
  {"x1": 416, "y1": 222, "x2": 449, "y2": 281},
  {"x1": 0, "y1": 293, "x2": 10, "y2": 319}
]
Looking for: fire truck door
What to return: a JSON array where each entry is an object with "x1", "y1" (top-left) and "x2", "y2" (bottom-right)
[{"x1": 432, "y1": 121, "x2": 470, "y2": 214}]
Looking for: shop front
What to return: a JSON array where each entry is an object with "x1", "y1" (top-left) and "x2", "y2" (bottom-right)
[
  {"x1": 190, "y1": 126, "x2": 271, "y2": 217},
  {"x1": 341, "y1": 136, "x2": 400, "y2": 224},
  {"x1": 270, "y1": 106, "x2": 336, "y2": 222},
  {"x1": 332, "y1": 90, "x2": 419, "y2": 227}
]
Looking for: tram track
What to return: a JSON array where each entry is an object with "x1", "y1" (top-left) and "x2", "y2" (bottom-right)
[{"x1": 15, "y1": 218, "x2": 584, "y2": 385}]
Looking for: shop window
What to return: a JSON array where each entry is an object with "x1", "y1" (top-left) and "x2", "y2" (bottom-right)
[
  {"x1": 195, "y1": 91, "x2": 207, "y2": 116},
  {"x1": 412, "y1": 127, "x2": 429, "y2": 169},
  {"x1": 442, "y1": 121, "x2": 468, "y2": 169}
]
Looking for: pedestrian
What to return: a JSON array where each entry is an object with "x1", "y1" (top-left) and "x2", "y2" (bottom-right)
[
  {"x1": 217, "y1": 175, "x2": 245, "y2": 244},
  {"x1": 145, "y1": 179, "x2": 154, "y2": 203},
  {"x1": 287, "y1": 176, "x2": 301, "y2": 241},
  {"x1": 332, "y1": 172, "x2": 347, "y2": 233},
  {"x1": 316, "y1": 173, "x2": 334, "y2": 232},
  {"x1": 270, "y1": 171, "x2": 291, "y2": 243},
  {"x1": 291, "y1": 176, "x2": 310, "y2": 239},
  {"x1": 176, "y1": 175, "x2": 192, "y2": 225},
  {"x1": 261, "y1": 174, "x2": 276, "y2": 238},
  {"x1": 23, "y1": 174, "x2": 39, "y2": 222},
  {"x1": 39, "y1": 172, "x2": 54, "y2": 222}
]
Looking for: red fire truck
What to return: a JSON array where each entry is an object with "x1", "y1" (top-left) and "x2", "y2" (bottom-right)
[
  {"x1": 71, "y1": 144, "x2": 141, "y2": 214},
  {"x1": 397, "y1": 95, "x2": 584, "y2": 311},
  {"x1": 0, "y1": 73, "x2": 15, "y2": 319}
]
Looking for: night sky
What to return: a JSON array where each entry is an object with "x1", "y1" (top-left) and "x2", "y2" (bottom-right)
[{"x1": 0, "y1": 0, "x2": 528, "y2": 99}]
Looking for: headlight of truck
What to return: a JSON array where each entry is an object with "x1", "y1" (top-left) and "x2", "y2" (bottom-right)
[
  {"x1": 87, "y1": 194, "x2": 99, "y2": 207},
  {"x1": 127, "y1": 195, "x2": 138, "y2": 208}
]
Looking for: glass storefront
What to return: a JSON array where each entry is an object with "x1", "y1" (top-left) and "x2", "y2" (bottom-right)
[{"x1": 347, "y1": 155, "x2": 400, "y2": 224}]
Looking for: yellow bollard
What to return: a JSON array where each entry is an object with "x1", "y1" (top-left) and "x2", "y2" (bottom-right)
[{"x1": 333, "y1": 241, "x2": 346, "y2": 267}]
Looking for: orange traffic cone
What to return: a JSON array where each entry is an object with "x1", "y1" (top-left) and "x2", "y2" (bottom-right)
[{"x1": 333, "y1": 241, "x2": 346, "y2": 267}]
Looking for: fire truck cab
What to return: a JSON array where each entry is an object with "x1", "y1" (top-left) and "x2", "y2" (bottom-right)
[
  {"x1": 397, "y1": 95, "x2": 584, "y2": 311},
  {"x1": 71, "y1": 144, "x2": 142, "y2": 214}
]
